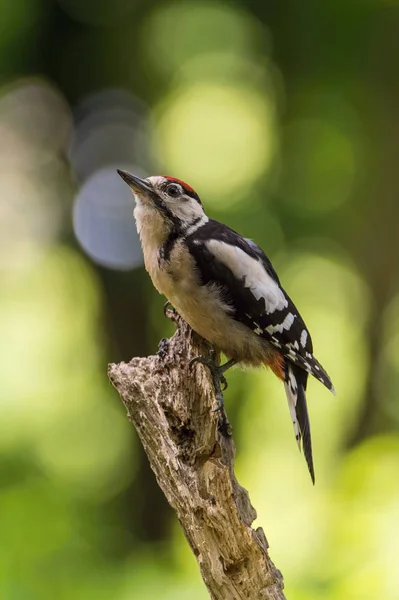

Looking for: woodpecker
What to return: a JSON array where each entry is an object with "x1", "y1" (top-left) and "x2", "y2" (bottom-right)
[{"x1": 117, "y1": 170, "x2": 335, "y2": 483}]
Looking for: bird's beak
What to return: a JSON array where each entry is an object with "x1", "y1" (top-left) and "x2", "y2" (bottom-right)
[{"x1": 117, "y1": 170, "x2": 153, "y2": 195}]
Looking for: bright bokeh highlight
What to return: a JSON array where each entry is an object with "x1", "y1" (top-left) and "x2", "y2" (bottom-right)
[
  {"x1": 0, "y1": 1, "x2": 398, "y2": 599},
  {"x1": 154, "y1": 82, "x2": 275, "y2": 204}
]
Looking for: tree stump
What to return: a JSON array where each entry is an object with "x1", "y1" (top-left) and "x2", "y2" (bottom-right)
[{"x1": 108, "y1": 312, "x2": 286, "y2": 600}]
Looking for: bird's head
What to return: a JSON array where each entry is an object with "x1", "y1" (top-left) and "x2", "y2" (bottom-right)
[{"x1": 117, "y1": 170, "x2": 205, "y2": 233}]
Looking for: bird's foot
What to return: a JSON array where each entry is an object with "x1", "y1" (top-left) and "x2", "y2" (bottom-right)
[
  {"x1": 189, "y1": 350, "x2": 236, "y2": 418},
  {"x1": 163, "y1": 301, "x2": 179, "y2": 323},
  {"x1": 189, "y1": 352, "x2": 226, "y2": 411}
]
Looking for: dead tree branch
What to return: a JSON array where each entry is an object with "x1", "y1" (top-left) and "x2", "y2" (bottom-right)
[{"x1": 108, "y1": 313, "x2": 286, "y2": 600}]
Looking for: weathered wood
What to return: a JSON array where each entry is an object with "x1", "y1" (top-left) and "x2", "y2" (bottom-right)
[{"x1": 108, "y1": 312, "x2": 286, "y2": 600}]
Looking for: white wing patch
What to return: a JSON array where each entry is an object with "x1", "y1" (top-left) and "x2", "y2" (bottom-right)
[
  {"x1": 265, "y1": 313, "x2": 296, "y2": 335},
  {"x1": 300, "y1": 329, "x2": 308, "y2": 348},
  {"x1": 206, "y1": 240, "x2": 288, "y2": 314}
]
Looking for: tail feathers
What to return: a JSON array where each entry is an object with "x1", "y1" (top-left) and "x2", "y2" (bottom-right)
[
  {"x1": 309, "y1": 355, "x2": 336, "y2": 395},
  {"x1": 288, "y1": 351, "x2": 335, "y2": 395},
  {"x1": 284, "y1": 363, "x2": 315, "y2": 484}
]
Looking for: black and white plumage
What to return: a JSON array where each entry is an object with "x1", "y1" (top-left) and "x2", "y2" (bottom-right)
[{"x1": 117, "y1": 170, "x2": 335, "y2": 483}]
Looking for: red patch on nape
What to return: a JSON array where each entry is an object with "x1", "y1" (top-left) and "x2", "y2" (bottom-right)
[{"x1": 163, "y1": 176, "x2": 197, "y2": 196}]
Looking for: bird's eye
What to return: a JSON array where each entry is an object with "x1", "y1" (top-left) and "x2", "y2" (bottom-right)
[{"x1": 166, "y1": 184, "x2": 180, "y2": 197}]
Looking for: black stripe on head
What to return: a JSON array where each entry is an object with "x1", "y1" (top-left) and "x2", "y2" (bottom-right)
[
  {"x1": 155, "y1": 199, "x2": 184, "y2": 263},
  {"x1": 154, "y1": 198, "x2": 182, "y2": 229},
  {"x1": 163, "y1": 176, "x2": 202, "y2": 204},
  {"x1": 159, "y1": 229, "x2": 180, "y2": 262}
]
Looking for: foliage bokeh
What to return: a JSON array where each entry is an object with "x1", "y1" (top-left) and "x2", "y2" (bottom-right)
[{"x1": 1, "y1": 1, "x2": 399, "y2": 598}]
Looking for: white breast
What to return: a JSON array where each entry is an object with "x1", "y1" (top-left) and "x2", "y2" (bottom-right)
[
  {"x1": 146, "y1": 239, "x2": 272, "y2": 364},
  {"x1": 134, "y1": 207, "x2": 274, "y2": 364}
]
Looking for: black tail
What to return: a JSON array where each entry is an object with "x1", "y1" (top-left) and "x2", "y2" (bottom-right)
[{"x1": 284, "y1": 362, "x2": 315, "y2": 484}]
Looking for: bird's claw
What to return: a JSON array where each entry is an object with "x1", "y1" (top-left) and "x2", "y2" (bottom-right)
[
  {"x1": 163, "y1": 300, "x2": 174, "y2": 317},
  {"x1": 211, "y1": 394, "x2": 225, "y2": 413},
  {"x1": 163, "y1": 300, "x2": 181, "y2": 324},
  {"x1": 189, "y1": 351, "x2": 234, "y2": 414},
  {"x1": 189, "y1": 354, "x2": 215, "y2": 371}
]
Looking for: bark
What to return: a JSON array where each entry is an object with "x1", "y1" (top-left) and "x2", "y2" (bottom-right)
[{"x1": 108, "y1": 311, "x2": 286, "y2": 600}]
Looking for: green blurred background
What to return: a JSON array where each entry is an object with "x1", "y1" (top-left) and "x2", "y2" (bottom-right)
[{"x1": 1, "y1": 0, "x2": 399, "y2": 598}]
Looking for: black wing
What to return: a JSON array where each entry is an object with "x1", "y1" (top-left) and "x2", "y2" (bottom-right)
[{"x1": 186, "y1": 219, "x2": 334, "y2": 392}]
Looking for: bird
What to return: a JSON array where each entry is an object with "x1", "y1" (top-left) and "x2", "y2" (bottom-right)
[{"x1": 117, "y1": 169, "x2": 335, "y2": 483}]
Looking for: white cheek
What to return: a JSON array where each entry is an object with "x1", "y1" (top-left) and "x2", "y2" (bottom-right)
[{"x1": 169, "y1": 199, "x2": 203, "y2": 222}]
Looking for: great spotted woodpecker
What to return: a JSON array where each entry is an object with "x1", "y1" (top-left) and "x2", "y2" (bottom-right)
[{"x1": 117, "y1": 170, "x2": 335, "y2": 483}]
